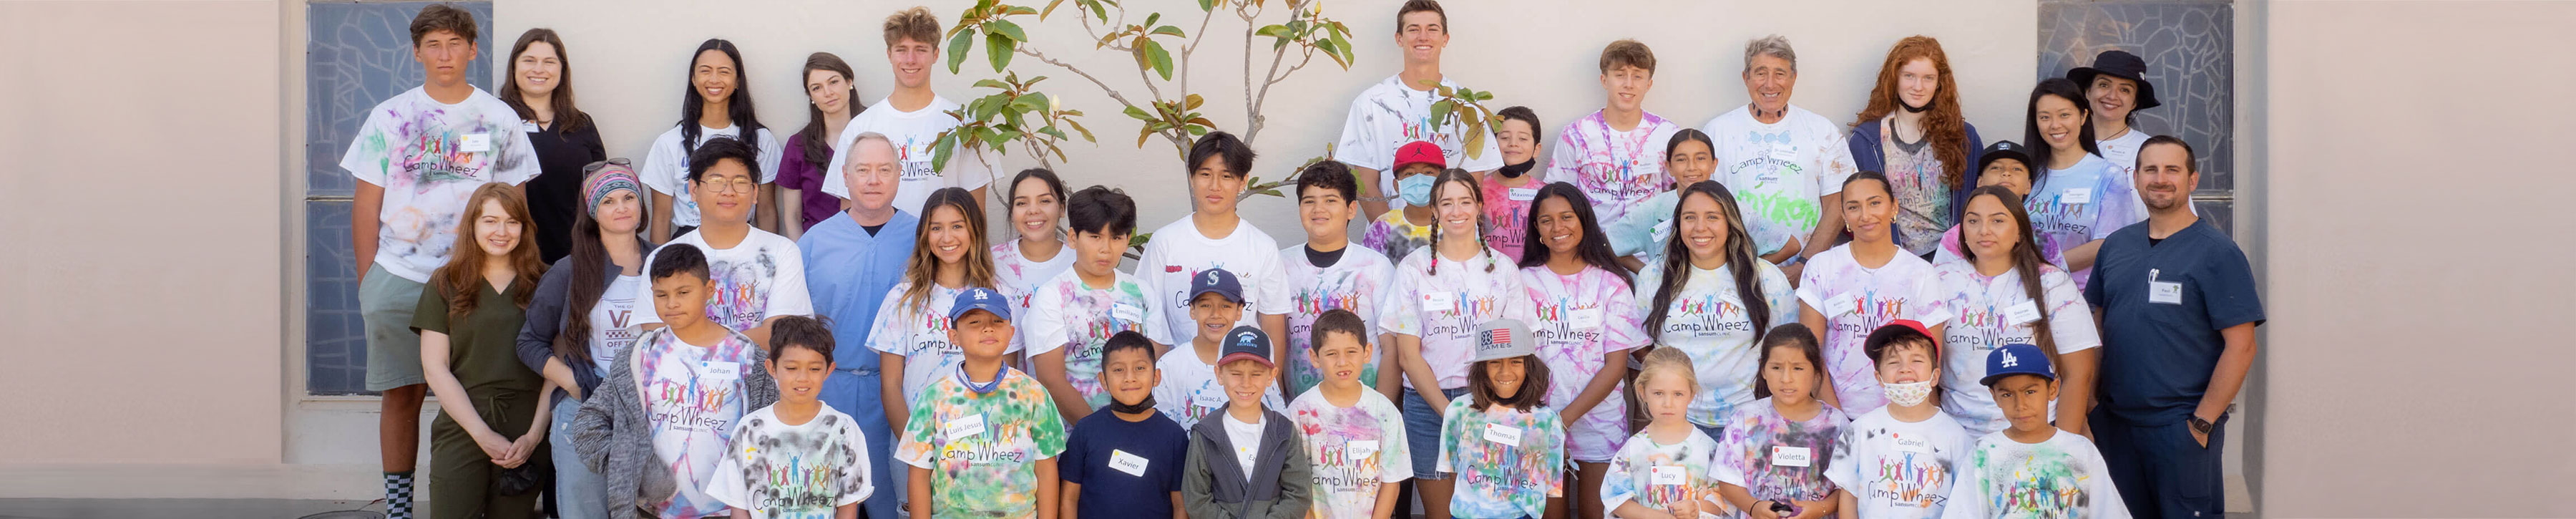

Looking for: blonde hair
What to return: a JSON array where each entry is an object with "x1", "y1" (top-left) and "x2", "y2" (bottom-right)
[{"x1": 1634, "y1": 347, "x2": 1699, "y2": 394}]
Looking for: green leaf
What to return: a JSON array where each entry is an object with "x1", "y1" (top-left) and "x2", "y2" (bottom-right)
[
  {"x1": 986, "y1": 19, "x2": 1028, "y2": 43},
  {"x1": 932, "y1": 130, "x2": 960, "y2": 172},
  {"x1": 1184, "y1": 94, "x2": 1204, "y2": 110},
  {"x1": 1255, "y1": 24, "x2": 1290, "y2": 39},
  {"x1": 1428, "y1": 100, "x2": 1454, "y2": 126},
  {"x1": 1063, "y1": 118, "x2": 1097, "y2": 142},
  {"x1": 1197, "y1": 0, "x2": 1218, "y2": 11},
  {"x1": 972, "y1": 78, "x2": 1011, "y2": 90},
  {"x1": 1005, "y1": 5, "x2": 1039, "y2": 16},
  {"x1": 945, "y1": 31, "x2": 974, "y2": 73},
  {"x1": 1143, "y1": 12, "x2": 1161, "y2": 28},
  {"x1": 1143, "y1": 39, "x2": 1175, "y2": 80},
  {"x1": 1122, "y1": 105, "x2": 1155, "y2": 122},
  {"x1": 1042, "y1": 0, "x2": 1065, "y2": 19},
  {"x1": 1012, "y1": 93, "x2": 1050, "y2": 114},
  {"x1": 1151, "y1": 24, "x2": 1186, "y2": 38},
  {"x1": 985, "y1": 32, "x2": 1015, "y2": 72},
  {"x1": 1080, "y1": 0, "x2": 1108, "y2": 21}
]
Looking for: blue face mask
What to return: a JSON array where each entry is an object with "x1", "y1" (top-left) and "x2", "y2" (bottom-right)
[{"x1": 1397, "y1": 175, "x2": 1438, "y2": 207}]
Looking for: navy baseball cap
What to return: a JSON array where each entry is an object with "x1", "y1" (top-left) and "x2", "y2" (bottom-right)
[
  {"x1": 1189, "y1": 268, "x2": 1246, "y2": 304},
  {"x1": 1978, "y1": 140, "x2": 2033, "y2": 173},
  {"x1": 1219, "y1": 326, "x2": 1273, "y2": 367},
  {"x1": 949, "y1": 286, "x2": 1014, "y2": 324},
  {"x1": 1979, "y1": 343, "x2": 2057, "y2": 386}
]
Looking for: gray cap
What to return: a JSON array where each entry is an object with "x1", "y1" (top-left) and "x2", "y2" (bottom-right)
[{"x1": 1472, "y1": 319, "x2": 1536, "y2": 362}]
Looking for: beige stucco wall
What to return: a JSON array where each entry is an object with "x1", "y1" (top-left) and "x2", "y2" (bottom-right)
[{"x1": 2259, "y1": 1, "x2": 2576, "y2": 516}]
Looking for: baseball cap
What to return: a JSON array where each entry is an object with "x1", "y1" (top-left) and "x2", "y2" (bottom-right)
[
  {"x1": 948, "y1": 286, "x2": 1014, "y2": 324},
  {"x1": 1219, "y1": 326, "x2": 1274, "y2": 367},
  {"x1": 1979, "y1": 343, "x2": 2057, "y2": 387},
  {"x1": 1189, "y1": 268, "x2": 1245, "y2": 304},
  {"x1": 1978, "y1": 140, "x2": 2033, "y2": 173},
  {"x1": 1392, "y1": 140, "x2": 1446, "y2": 172},
  {"x1": 1864, "y1": 319, "x2": 1939, "y2": 362},
  {"x1": 1472, "y1": 319, "x2": 1536, "y2": 362}
]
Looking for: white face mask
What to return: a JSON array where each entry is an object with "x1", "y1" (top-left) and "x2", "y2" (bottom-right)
[{"x1": 1883, "y1": 379, "x2": 1936, "y2": 407}]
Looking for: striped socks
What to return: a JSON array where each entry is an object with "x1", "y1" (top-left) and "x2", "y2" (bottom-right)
[{"x1": 384, "y1": 471, "x2": 415, "y2": 519}]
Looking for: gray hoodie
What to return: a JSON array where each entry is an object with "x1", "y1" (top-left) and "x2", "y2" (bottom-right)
[
  {"x1": 1181, "y1": 407, "x2": 1312, "y2": 519},
  {"x1": 570, "y1": 326, "x2": 777, "y2": 519}
]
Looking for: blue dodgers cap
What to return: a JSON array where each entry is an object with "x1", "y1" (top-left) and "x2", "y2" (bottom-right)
[
  {"x1": 1980, "y1": 343, "x2": 2057, "y2": 386},
  {"x1": 1189, "y1": 268, "x2": 1246, "y2": 304},
  {"x1": 949, "y1": 286, "x2": 1014, "y2": 324}
]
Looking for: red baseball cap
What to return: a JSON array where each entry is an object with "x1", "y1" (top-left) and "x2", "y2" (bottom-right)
[{"x1": 1392, "y1": 140, "x2": 1446, "y2": 171}]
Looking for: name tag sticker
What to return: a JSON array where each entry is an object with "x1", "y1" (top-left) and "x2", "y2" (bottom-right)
[
  {"x1": 2060, "y1": 188, "x2": 2092, "y2": 205},
  {"x1": 1194, "y1": 389, "x2": 1231, "y2": 408},
  {"x1": 1652, "y1": 465, "x2": 1687, "y2": 485},
  {"x1": 701, "y1": 361, "x2": 740, "y2": 380},
  {"x1": 1650, "y1": 220, "x2": 1674, "y2": 243},
  {"x1": 943, "y1": 414, "x2": 986, "y2": 443},
  {"x1": 2006, "y1": 301, "x2": 2043, "y2": 325},
  {"x1": 1347, "y1": 440, "x2": 1380, "y2": 457},
  {"x1": 1509, "y1": 188, "x2": 1539, "y2": 201},
  {"x1": 1484, "y1": 424, "x2": 1523, "y2": 445},
  {"x1": 1894, "y1": 435, "x2": 1934, "y2": 454},
  {"x1": 1422, "y1": 292, "x2": 1456, "y2": 312},
  {"x1": 1114, "y1": 302, "x2": 1145, "y2": 324},
  {"x1": 1108, "y1": 449, "x2": 1151, "y2": 477},
  {"x1": 1767, "y1": 145, "x2": 1797, "y2": 163},
  {"x1": 519, "y1": 121, "x2": 542, "y2": 133},
  {"x1": 1824, "y1": 293, "x2": 1860, "y2": 317},
  {"x1": 1771, "y1": 446, "x2": 1812, "y2": 467},
  {"x1": 459, "y1": 133, "x2": 492, "y2": 153},
  {"x1": 2150, "y1": 281, "x2": 2184, "y2": 305},
  {"x1": 1569, "y1": 308, "x2": 1605, "y2": 330}
]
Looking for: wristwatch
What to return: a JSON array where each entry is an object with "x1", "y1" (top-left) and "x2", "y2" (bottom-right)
[{"x1": 2189, "y1": 410, "x2": 2228, "y2": 435}]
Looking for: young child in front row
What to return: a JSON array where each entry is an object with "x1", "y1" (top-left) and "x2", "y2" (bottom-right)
[
  {"x1": 574, "y1": 244, "x2": 779, "y2": 519},
  {"x1": 893, "y1": 287, "x2": 1068, "y2": 518},
  {"x1": 1060, "y1": 331, "x2": 1189, "y2": 518},
  {"x1": 1156, "y1": 268, "x2": 1287, "y2": 430},
  {"x1": 1825, "y1": 321, "x2": 1974, "y2": 519},
  {"x1": 1714, "y1": 324, "x2": 1846, "y2": 519},
  {"x1": 1437, "y1": 319, "x2": 1566, "y2": 519},
  {"x1": 1602, "y1": 348, "x2": 1725, "y2": 519},
  {"x1": 1938, "y1": 344, "x2": 2129, "y2": 519},
  {"x1": 1287, "y1": 309, "x2": 1412, "y2": 519},
  {"x1": 708, "y1": 316, "x2": 874, "y2": 518},
  {"x1": 1181, "y1": 326, "x2": 1314, "y2": 518}
]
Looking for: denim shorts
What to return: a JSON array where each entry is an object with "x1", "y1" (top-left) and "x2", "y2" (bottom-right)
[{"x1": 1401, "y1": 386, "x2": 1471, "y2": 480}]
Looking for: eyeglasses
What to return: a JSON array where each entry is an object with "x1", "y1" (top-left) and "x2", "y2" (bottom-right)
[
  {"x1": 697, "y1": 177, "x2": 758, "y2": 193},
  {"x1": 581, "y1": 157, "x2": 632, "y2": 174}
]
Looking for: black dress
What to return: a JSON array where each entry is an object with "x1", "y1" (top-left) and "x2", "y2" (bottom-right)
[{"x1": 522, "y1": 118, "x2": 608, "y2": 263}]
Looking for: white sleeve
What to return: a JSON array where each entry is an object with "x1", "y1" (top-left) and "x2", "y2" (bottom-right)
[
  {"x1": 1938, "y1": 455, "x2": 1988, "y2": 519},
  {"x1": 703, "y1": 422, "x2": 754, "y2": 510},
  {"x1": 1383, "y1": 265, "x2": 1422, "y2": 336},
  {"x1": 865, "y1": 288, "x2": 914, "y2": 356},
  {"x1": 1334, "y1": 95, "x2": 1390, "y2": 172},
  {"x1": 1546, "y1": 122, "x2": 1584, "y2": 186},
  {"x1": 1140, "y1": 282, "x2": 1178, "y2": 345},
  {"x1": 947, "y1": 137, "x2": 997, "y2": 193},
  {"x1": 633, "y1": 245, "x2": 666, "y2": 326},
  {"x1": 1815, "y1": 123, "x2": 1858, "y2": 197},
  {"x1": 2043, "y1": 270, "x2": 2103, "y2": 353},
  {"x1": 819, "y1": 120, "x2": 859, "y2": 200},
  {"x1": 493, "y1": 112, "x2": 542, "y2": 185},
  {"x1": 1024, "y1": 281, "x2": 1070, "y2": 356},
  {"x1": 338, "y1": 109, "x2": 394, "y2": 185},
  {"x1": 1455, "y1": 115, "x2": 1506, "y2": 173},
  {"x1": 1795, "y1": 268, "x2": 1830, "y2": 312},
  {"x1": 1254, "y1": 251, "x2": 1294, "y2": 316},
  {"x1": 1822, "y1": 423, "x2": 1862, "y2": 493},
  {"x1": 838, "y1": 418, "x2": 877, "y2": 506},
  {"x1": 640, "y1": 130, "x2": 688, "y2": 198},
  {"x1": 2087, "y1": 445, "x2": 2135, "y2": 519},
  {"x1": 1359, "y1": 261, "x2": 1395, "y2": 341},
  {"x1": 1911, "y1": 278, "x2": 1956, "y2": 329},
  {"x1": 765, "y1": 238, "x2": 816, "y2": 320},
  {"x1": 755, "y1": 129, "x2": 785, "y2": 184}
]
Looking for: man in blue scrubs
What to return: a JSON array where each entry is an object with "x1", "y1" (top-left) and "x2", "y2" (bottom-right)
[
  {"x1": 798, "y1": 132, "x2": 919, "y2": 519},
  {"x1": 2086, "y1": 135, "x2": 2263, "y2": 519}
]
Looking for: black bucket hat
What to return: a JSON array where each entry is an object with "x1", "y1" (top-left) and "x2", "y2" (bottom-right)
[{"x1": 2068, "y1": 49, "x2": 2160, "y2": 112}]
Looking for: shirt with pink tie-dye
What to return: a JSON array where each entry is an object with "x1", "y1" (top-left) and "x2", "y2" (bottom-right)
[
  {"x1": 1520, "y1": 264, "x2": 1645, "y2": 462},
  {"x1": 1548, "y1": 110, "x2": 1683, "y2": 225}
]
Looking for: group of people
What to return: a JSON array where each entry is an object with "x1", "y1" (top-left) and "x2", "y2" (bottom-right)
[{"x1": 343, "y1": 2, "x2": 2265, "y2": 519}]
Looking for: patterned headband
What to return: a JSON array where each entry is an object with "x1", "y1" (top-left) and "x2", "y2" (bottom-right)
[{"x1": 581, "y1": 162, "x2": 643, "y2": 216}]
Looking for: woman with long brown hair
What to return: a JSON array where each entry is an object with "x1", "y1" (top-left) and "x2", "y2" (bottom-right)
[
  {"x1": 513, "y1": 162, "x2": 652, "y2": 518},
  {"x1": 776, "y1": 52, "x2": 864, "y2": 237},
  {"x1": 497, "y1": 28, "x2": 605, "y2": 263},
  {"x1": 864, "y1": 187, "x2": 998, "y2": 433},
  {"x1": 1934, "y1": 185, "x2": 2101, "y2": 437},
  {"x1": 1848, "y1": 35, "x2": 1985, "y2": 260},
  {"x1": 415, "y1": 183, "x2": 553, "y2": 519}
]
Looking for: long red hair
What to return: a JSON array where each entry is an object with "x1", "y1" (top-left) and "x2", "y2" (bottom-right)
[
  {"x1": 434, "y1": 183, "x2": 547, "y2": 319},
  {"x1": 1853, "y1": 35, "x2": 1968, "y2": 188}
]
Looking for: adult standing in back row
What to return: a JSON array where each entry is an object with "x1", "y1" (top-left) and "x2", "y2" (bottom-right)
[
  {"x1": 1335, "y1": 0, "x2": 1502, "y2": 220},
  {"x1": 1704, "y1": 34, "x2": 1861, "y2": 283},
  {"x1": 823, "y1": 6, "x2": 994, "y2": 214},
  {"x1": 496, "y1": 27, "x2": 605, "y2": 263},
  {"x1": 1848, "y1": 35, "x2": 1984, "y2": 260},
  {"x1": 2087, "y1": 136, "x2": 2262, "y2": 519},
  {"x1": 2072, "y1": 49, "x2": 2172, "y2": 214}
]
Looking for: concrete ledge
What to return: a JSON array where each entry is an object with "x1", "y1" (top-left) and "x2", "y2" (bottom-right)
[{"x1": 0, "y1": 463, "x2": 382, "y2": 500}]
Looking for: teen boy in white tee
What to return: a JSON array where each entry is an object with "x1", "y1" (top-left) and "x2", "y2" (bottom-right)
[
  {"x1": 1332, "y1": 0, "x2": 1501, "y2": 220},
  {"x1": 820, "y1": 6, "x2": 994, "y2": 213}
]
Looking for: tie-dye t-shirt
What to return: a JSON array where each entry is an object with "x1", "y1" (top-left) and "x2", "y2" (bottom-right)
[
  {"x1": 1825, "y1": 408, "x2": 1975, "y2": 519},
  {"x1": 1702, "y1": 105, "x2": 1860, "y2": 256},
  {"x1": 1436, "y1": 397, "x2": 1566, "y2": 519},
  {"x1": 634, "y1": 230, "x2": 816, "y2": 332},
  {"x1": 1796, "y1": 246, "x2": 1954, "y2": 415},
  {"x1": 338, "y1": 86, "x2": 540, "y2": 283},
  {"x1": 1602, "y1": 427, "x2": 1726, "y2": 515},
  {"x1": 992, "y1": 239, "x2": 1077, "y2": 354},
  {"x1": 1940, "y1": 430, "x2": 2130, "y2": 519},
  {"x1": 1360, "y1": 211, "x2": 1435, "y2": 266},
  {"x1": 706, "y1": 403, "x2": 875, "y2": 518},
  {"x1": 1279, "y1": 245, "x2": 1397, "y2": 396},
  {"x1": 2026, "y1": 154, "x2": 2145, "y2": 289},
  {"x1": 1287, "y1": 388, "x2": 1414, "y2": 519},
  {"x1": 1021, "y1": 269, "x2": 1174, "y2": 409},
  {"x1": 638, "y1": 124, "x2": 784, "y2": 227},
  {"x1": 865, "y1": 282, "x2": 977, "y2": 402},
  {"x1": 1480, "y1": 175, "x2": 1541, "y2": 260},
  {"x1": 893, "y1": 367, "x2": 1070, "y2": 518},
  {"x1": 1712, "y1": 397, "x2": 1850, "y2": 515},
  {"x1": 1385, "y1": 248, "x2": 1528, "y2": 390},
  {"x1": 1151, "y1": 345, "x2": 1287, "y2": 430},
  {"x1": 632, "y1": 327, "x2": 768, "y2": 519},
  {"x1": 1875, "y1": 117, "x2": 1956, "y2": 256},
  {"x1": 1633, "y1": 261, "x2": 1800, "y2": 427},
  {"x1": 1934, "y1": 261, "x2": 2101, "y2": 436},
  {"x1": 1550, "y1": 110, "x2": 1684, "y2": 225},
  {"x1": 1520, "y1": 265, "x2": 1646, "y2": 461}
]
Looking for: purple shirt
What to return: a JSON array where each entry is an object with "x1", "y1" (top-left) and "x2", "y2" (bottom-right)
[{"x1": 779, "y1": 135, "x2": 842, "y2": 231}]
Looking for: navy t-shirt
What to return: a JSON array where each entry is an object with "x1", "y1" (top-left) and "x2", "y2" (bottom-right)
[
  {"x1": 1061, "y1": 408, "x2": 1190, "y2": 517},
  {"x1": 2085, "y1": 218, "x2": 2265, "y2": 425}
]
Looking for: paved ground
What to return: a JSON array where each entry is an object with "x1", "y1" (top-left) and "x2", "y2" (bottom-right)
[{"x1": 0, "y1": 499, "x2": 388, "y2": 519}]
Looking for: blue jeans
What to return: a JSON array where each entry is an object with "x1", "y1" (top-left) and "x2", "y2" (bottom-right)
[
  {"x1": 548, "y1": 392, "x2": 608, "y2": 519},
  {"x1": 2093, "y1": 409, "x2": 2227, "y2": 519},
  {"x1": 1400, "y1": 387, "x2": 1471, "y2": 480}
]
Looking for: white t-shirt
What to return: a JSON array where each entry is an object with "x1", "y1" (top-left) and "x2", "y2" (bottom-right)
[
  {"x1": 338, "y1": 86, "x2": 540, "y2": 283},
  {"x1": 995, "y1": 240, "x2": 1077, "y2": 353},
  {"x1": 1382, "y1": 247, "x2": 1527, "y2": 390},
  {"x1": 1600, "y1": 427, "x2": 1723, "y2": 514},
  {"x1": 1796, "y1": 246, "x2": 1954, "y2": 415},
  {"x1": 706, "y1": 403, "x2": 876, "y2": 518},
  {"x1": 588, "y1": 273, "x2": 648, "y2": 376},
  {"x1": 1825, "y1": 408, "x2": 1976, "y2": 519},
  {"x1": 1334, "y1": 74, "x2": 1505, "y2": 208},
  {"x1": 1549, "y1": 110, "x2": 1684, "y2": 225},
  {"x1": 865, "y1": 281, "x2": 1023, "y2": 402},
  {"x1": 634, "y1": 229, "x2": 815, "y2": 333},
  {"x1": 2026, "y1": 154, "x2": 2145, "y2": 289},
  {"x1": 1702, "y1": 105, "x2": 1860, "y2": 255},
  {"x1": 1222, "y1": 412, "x2": 1267, "y2": 480},
  {"x1": 821, "y1": 96, "x2": 996, "y2": 213},
  {"x1": 1152, "y1": 345, "x2": 1287, "y2": 430},
  {"x1": 1286, "y1": 388, "x2": 1413, "y2": 519},
  {"x1": 639, "y1": 125, "x2": 784, "y2": 228},
  {"x1": 1277, "y1": 245, "x2": 1397, "y2": 396},
  {"x1": 1934, "y1": 261, "x2": 2101, "y2": 436},
  {"x1": 1020, "y1": 268, "x2": 1175, "y2": 409},
  {"x1": 1632, "y1": 260, "x2": 1800, "y2": 427},
  {"x1": 1941, "y1": 430, "x2": 2132, "y2": 519},
  {"x1": 1133, "y1": 215, "x2": 1295, "y2": 338}
]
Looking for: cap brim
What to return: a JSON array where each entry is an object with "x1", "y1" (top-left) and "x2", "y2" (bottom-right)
[
  {"x1": 2071, "y1": 67, "x2": 2161, "y2": 111},
  {"x1": 1218, "y1": 352, "x2": 1274, "y2": 367},
  {"x1": 1980, "y1": 371, "x2": 2058, "y2": 387},
  {"x1": 1191, "y1": 290, "x2": 1246, "y2": 304}
]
